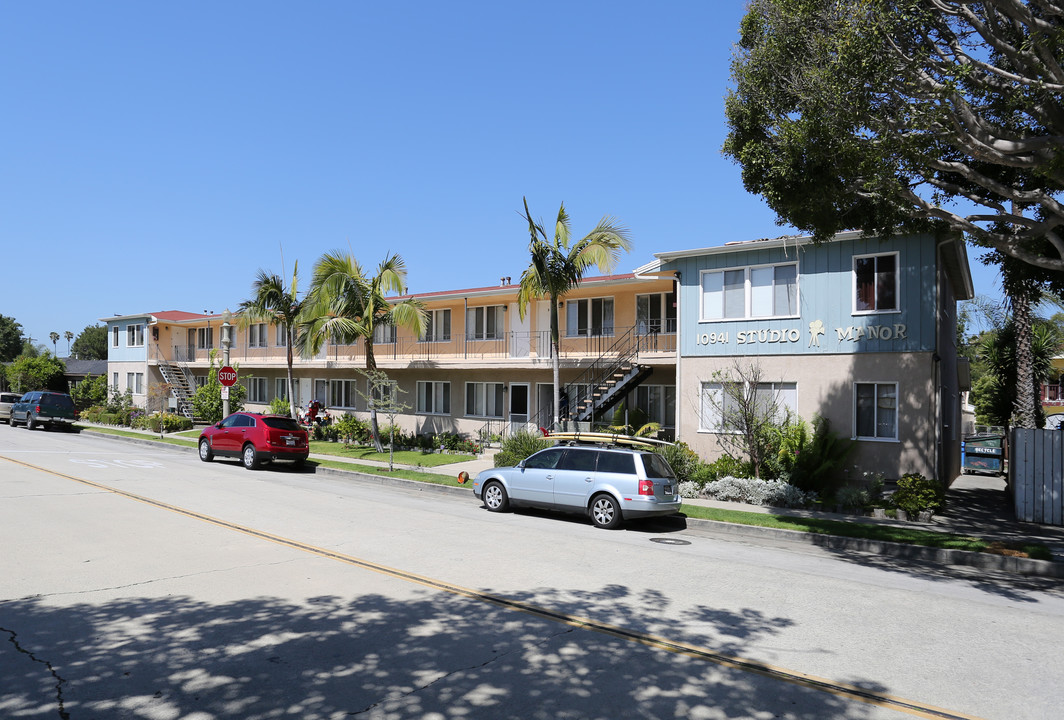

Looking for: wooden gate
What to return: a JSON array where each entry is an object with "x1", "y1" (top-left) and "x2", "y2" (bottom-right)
[{"x1": 1010, "y1": 429, "x2": 1064, "y2": 526}]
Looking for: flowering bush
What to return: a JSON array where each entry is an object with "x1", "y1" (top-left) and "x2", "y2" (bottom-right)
[{"x1": 701, "y1": 476, "x2": 817, "y2": 509}]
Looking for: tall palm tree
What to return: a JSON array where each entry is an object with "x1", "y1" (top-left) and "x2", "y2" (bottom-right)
[
  {"x1": 516, "y1": 197, "x2": 632, "y2": 431},
  {"x1": 64, "y1": 331, "x2": 74, "y2": 356},
  {"x1": 298, "y1": 251, "x2": 425, "y2": 451},
  {"x1": 49, "y1": 332, "x2": 59, "y2": 357},
  {"x1": 237, "y1": 263, "x2": 302, "y2": 418}
]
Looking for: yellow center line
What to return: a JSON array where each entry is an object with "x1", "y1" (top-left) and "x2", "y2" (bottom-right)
[{"x1": 3, "y1": 455, "x2": 987, "y2": 720}]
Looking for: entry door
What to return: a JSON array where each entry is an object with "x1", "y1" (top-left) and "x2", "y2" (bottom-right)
[
  {"x1": 314, "y1": 379, "x2": 328, "y2": 405},
  {"x1": 509, "y1": 383, "x2": 529, "y2": 434},
  {"x1": 509, "y1": 303, "x2": 530, "y2": 357},
  {"x1": 535, "y1": 301, "x2": 551, "y2": 357}
]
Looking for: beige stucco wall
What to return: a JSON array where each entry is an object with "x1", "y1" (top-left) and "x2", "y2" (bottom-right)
[{"x1": 677, "y1": 352, "x2": 939, "y2": 480}]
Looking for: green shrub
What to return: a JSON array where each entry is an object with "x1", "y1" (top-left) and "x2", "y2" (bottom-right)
[
  {"x1": 333, "y1": 414, "x2": 370, "y2": 444},
  {"x1": 704, "y1": 454, "x2": 753, "y2": 481},
  {"x1": 787, "y1": 416, "x2": 856, "y2": 495},
  {"x1": 268, "y1": 396, "x2": 291, "y2": 416},
  {"x1": 494, "y1": 430, "x2": 551, "y2": 468},
  {"x1": 80, "y1": 405, "x2": 107, "y2": 423},
  {"x1": 653, "y1": 441, "x2": 704, "y2": 483},
  {"x1": 891, "y1": 473, "x2": 946, "y2": 515}
]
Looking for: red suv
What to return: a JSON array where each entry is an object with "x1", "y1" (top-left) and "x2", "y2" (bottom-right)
[{"x1": 198, "y1": 412, "x2": 309, "y2": 470}]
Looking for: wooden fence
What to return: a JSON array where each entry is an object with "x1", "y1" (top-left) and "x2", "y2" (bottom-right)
[{"x1": 1010, "y1": 429, "x2": 1064, "y2": 526}]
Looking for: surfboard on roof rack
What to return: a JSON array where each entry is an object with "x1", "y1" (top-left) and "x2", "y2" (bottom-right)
[{"x1": 546, "y1": 431, "x2": 673, "y2": 449}]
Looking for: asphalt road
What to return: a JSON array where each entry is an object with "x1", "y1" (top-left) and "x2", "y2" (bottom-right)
[{"x1": 2, "y1": 423, "x2": 1062, "y2": 720}]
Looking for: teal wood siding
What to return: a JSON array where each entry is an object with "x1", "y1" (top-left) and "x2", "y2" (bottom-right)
[{"x1": 666, "y1": 234, "x2": 939, "y2": 357}]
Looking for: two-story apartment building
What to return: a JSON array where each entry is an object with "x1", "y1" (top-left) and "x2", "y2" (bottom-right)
[
  {"x1": 639, "y1": 230, "x2": 973, "y2": 481},
  {"x1": 102, "y1": 274, "x2": 678, "y2": 440}
]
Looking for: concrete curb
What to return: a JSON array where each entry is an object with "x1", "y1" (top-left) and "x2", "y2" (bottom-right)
[{"x1": 79, "y1": 426, "x2": 1064, "y2": 578}]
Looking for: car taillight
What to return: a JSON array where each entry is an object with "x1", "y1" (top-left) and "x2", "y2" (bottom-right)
[
  {"x1": 34, "y1": 405, "x2": 42, "y2": 413},
  {"x1": 639, "y1": 479, "x2": 654, "y2": 496}
]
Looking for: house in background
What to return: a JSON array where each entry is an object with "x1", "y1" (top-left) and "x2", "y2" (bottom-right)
[{"x1": 644, "y1": 230, "x2": 973, "y2": 482}]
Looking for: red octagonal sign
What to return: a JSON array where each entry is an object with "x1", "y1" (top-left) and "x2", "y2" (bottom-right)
[{"x1": 218, "y1": 366, "x2": 238, "y2": 387}]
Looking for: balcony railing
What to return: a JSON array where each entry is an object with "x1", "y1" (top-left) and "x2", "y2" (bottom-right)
[
  {"x1": 152, "y1": 326, "x2": 676, "y2": 366},
  {"x1": 1042, "y1": 384, "x2": 1064, "y2": 405}
]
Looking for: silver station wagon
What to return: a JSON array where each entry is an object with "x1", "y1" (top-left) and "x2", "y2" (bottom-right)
[{"x1": 472, "y1": 444, "x2": 682, "y2": 529}]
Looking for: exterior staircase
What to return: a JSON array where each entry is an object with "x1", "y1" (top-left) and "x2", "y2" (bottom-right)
[{"x1": 158, "y1": 358, "x2": 197, "y2": 421}]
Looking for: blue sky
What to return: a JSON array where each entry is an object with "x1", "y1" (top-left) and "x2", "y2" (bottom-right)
[{"x1": 2, "y1": 1, "x2": 1001, "y2": 351}]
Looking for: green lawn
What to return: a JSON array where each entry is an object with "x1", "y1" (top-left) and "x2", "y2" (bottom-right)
[{"x1": 306, "y1": 441, "x2": 474, "y2": 467}]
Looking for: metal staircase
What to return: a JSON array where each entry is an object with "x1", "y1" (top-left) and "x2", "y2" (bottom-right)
[
  {"x1": 158, "y1": 358, "x2": 197, "y2": 420},
  {"x1": 532, "y1": 326, "x2": 657, "y2": 432}
]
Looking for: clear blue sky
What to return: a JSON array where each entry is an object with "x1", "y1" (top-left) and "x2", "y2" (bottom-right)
[{"x1": 2, "y1": 1, "x2": 1001, "y2": 351}]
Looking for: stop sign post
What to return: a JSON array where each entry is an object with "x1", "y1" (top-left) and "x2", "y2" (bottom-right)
[{"x1": 218, "y1": 366, "x2": 238, "y2": 387}]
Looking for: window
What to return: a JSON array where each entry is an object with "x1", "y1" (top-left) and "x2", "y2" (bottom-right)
[
  {"x1": 197, "y1": 327, "x2": 213, "y2": 349},
  {"x1": 330, "y1": 379, "x2": 357, "y2": 409},
  {"x1": 423, "y1": 309, "x2": 451, "y2": 342},
  {"x1": 112, "y1": 326, "x2": 119, "y2": 348},
  {"x1": 112, "y1": 372, "x2": 119, "y2": 390},
  {"x1": 855, "y1": 382, "x2": 898, "y2": 440},
  {"x1": 126, "y1": 324, "x2": 145, "y2": 347},
  {"x1": 194, "y1": 375, "x2": 208, "y2": 388},
  {"x1": 466, "y1": 306, "x2": 504, "y2": 340},
  {"x1": 248, "y1": 323, "x2": 268, "y2": 348},
  {"x1": 246, "y1": 377, "x2": 268, "y2": 404},
  {"x1": 126, "y1": 372, "x2": 143, "y2": 394},
  {"x1": 566, "y1": 298, "x2": 614, "y2": 337},
  {"x1": 854, "y1": 253, "x2": 898, "y2": 313},
  {"x1": 417, "y1": 381, "x2": 450, "y2": 414},
  {"x1": 370, "y1": 379, "x2": 393, "y2": 406},
  {"x1": 465, "y1": 382, "x2": 505, "y2": 418},
  {"x1": 636, "y1": 292, "x2": 677, "y2": 334},
  {"x1": 275, "y1": 378, "x2": 288, "y2": 401},
  {"x1": 635, "y1": 385, "x2": 676, "y2": 428},
  {"x1": 275, "y1": 324, "x2": 288, "y2": 347},
  {"x1": 701, "y1": 263, "x2": 797, "y2": 320},
  {"x1": 699, "y1": 381, "x2": 796, "y2": 432},
  {"x1": 374, "y1": 323, "x2": 397, "y2": 344}
]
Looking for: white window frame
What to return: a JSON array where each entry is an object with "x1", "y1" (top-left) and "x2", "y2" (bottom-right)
[
  {"x1": 374, "y1": 323, "x2": 397, "y2": 344},
  {"x1": 126, "y1": 324, "x2": 145, "y2": 347},
  {"x1": 636, "y1": 292, "x2": 677, "y2": 334},
  {"x1": 565, "y1": 297, "x2": 614, "y2": 337},
  {"x1": 196, "y1": 327, "x2": 213, "y2": 350},
  {"x1": 423, "y1": 309, "x2": 451, "y2": 342},
  {"x1": 852, "y1": 252, "x2": 900, "y2": 315},
  {"x1": 248, "y1": 323, "x2": 268, "y2": 348},
  {"x1": 466, "y1": 305, "x2": 505, "y2": 340},
  {"x1": 112, "y1": 372, "x2": 119, "y2": 390},
  {"x1": 329, "y1": 379, "x2": 357, "y2": 409},
  {"x1": 465, "y1": 381, "x2": 505, "y2": 418},
  {"x1": 699, "y1": 381, "x2": 797, "y2": 433},
  {"x1": 112, "y1": 326, "x2": 120, "y2": 348},
  {"x1": 700, "y1": 262, "x2": 798, "y2": 322},
  {"x1": 417, "y1": 381, "x2": 450, "y2": 415},
  {"x1": 275, "y1": 324, "x2": 288, "y2": 347},
  {"x1": 246, "y1": 377, "x2": 268, "y2": 404},
  {"x1": 275, "y1": 378, "x2": 288, "y2": 401},
  {"x1": 854, "y1": 381, "x2": 899, "y2": 441}
]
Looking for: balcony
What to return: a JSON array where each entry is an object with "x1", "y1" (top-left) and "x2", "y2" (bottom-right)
[{"x1": 1042, "y1": 384, "x2": 1064, "y2": 406}]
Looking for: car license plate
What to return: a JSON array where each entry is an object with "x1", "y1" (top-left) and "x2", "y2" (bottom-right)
[
  {"x1": 285, "y1": 438, "x2": 295, "y2": 446},
  {"x1": 664, "y1": 485, "x2": 672, "y2": 494}
]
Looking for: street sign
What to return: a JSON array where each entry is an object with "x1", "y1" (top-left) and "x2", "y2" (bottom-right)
[
  {"x1": 218, "y1": 366, "x2": 238, "y2": 387},
  {"x1": 220, "y1": 386, "x2": 230, "y2": 400}
]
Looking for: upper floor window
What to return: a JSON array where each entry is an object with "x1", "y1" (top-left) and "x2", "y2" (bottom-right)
[
  {"x1": 423, "y1": 309, "x2": 451, "y2": 342},
  {"x1": 112, "y1": 326, "x2": 120, "y2": 348},
  {"x1": 247, "y1": 323, "x2": 268, "y2": 348},
  {"x1": 126, "y1": 324, "x2": 145, "y2": 347},
  {"x1": 700, "y1": 263, "x2": 797, "y2": 321},
  {"x1": 466, "y1": 306, "x2": 504, "y2": 340},
  {"x1": 197, "y1": 327, "x2": 213, "y2": 350},
  {"x1": 566, "y1": 297, "x2": 614, "y2": 337},
  {"x1": 636, "y1": 292, "x2": 677, "y2": 334},
  {"x1": 374, "y1": 323, "x2": 397, "y2": 344},
  {"x1": 854, "y1": 253, "x2": 898, "y2": 313}
]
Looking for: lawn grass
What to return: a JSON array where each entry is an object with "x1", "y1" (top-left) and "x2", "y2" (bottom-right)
[
  {"x1": 309, "y1": 458, "x2": 471, "y2": 486},
  {"x1": 307, "y1": 441, "x2": 474, "y2": 467},
  {"x1": 680, "y1": 504, "x2": 1053, "y2": 560}
]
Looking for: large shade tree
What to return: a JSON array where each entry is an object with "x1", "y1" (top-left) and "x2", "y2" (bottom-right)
[
  {"x1": 723, "y1": 0, "x2": 1064, "y2": 273},
  {"x1": 516, "y1": 197, "x2": 632, "y2": 430},
  {"x1": 298, "y1": 252, "x2": 425, "y2": 452},
  {"x1": 71, "y1": 324, "x2": 108, "y2": 360},
  {"x1": 237, "y1": 263, "x2": 303, "y2": 418},
  {"x1": 0, "y1": 315, "x2": 23, "y2": 362}
]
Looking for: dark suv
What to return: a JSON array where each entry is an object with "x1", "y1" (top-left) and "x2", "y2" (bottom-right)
[{"x1": 11, "y1": 391, "x2": 78, "y2": 431}]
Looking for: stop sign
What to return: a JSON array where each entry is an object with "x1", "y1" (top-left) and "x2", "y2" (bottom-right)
[{"x1": 217, "y1": 366, "x2": 238, "y2": 387}]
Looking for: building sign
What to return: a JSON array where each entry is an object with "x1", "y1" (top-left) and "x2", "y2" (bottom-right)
[{"x1": 694, "y1": 322, "x2": 908, "y2": 349}]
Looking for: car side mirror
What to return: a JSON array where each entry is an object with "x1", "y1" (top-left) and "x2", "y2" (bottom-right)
[{"x1": 517, "y1": 459, "x2": 526, "y2": 469}]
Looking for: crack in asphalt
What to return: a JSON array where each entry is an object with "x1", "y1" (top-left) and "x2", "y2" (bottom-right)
[
  {"x1": 2, "y1": 626, "x2": 70, "y2": 720},
  {"x1": 346, "y1": 626, "x2": 578, "y2": 716}
]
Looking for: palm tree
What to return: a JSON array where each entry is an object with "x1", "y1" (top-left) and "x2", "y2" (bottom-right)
[
  {"x1": 49, "y1": 332, "x2": 59, "y2": 357},
  {"x1": 64, "y1": 331, "x2": 74, "y2": 356},
  {"x1": 516, "y1": 197, "x2": 632, "y2": 431},
  {"x1": 237, "y1": 263, "x2": 303, "y2": 418},
  {"x1": 298, "y1": 251, "x2": 425, "y2": 452}
]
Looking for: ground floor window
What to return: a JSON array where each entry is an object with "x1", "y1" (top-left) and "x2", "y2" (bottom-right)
[
  {"x1": 417, "y1": 381, "x2": 450, "y2": 415},
  {"x1": 466, "y1": 382, "x2": 505, "y2": 418},
  {"x1": 634, "y1": 385, "x2": 676, "y2": 429},
  {"x1": 699, "y1": 381, "x2": 796, "y2": 432},
  {"x1": 126, "y1": 372, "x2": 144, "y2": 395},
  {"x1": 330, "y1": 379, "x2": 357, "y2": 409},
  {"x1": 275, "y1": 378, "x2": 288, "y2": 401},
  {"x1": 855, "y1": 382, "x2": 898, "y2": 440},
  {"x1": 246, "y1": 377, "x2": 268, "y2": 404}
]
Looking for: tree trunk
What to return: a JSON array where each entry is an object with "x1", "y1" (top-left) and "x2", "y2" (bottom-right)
[
  {"x1": 1011, "y1": 292, "x2": 1038, "y2": 429},
  {"x1": 551, "y1": 296, "x2": 561, "y2": 432},
  {"x1": 365, "y1": 338, "x2": 385, "y2": 453},
  {"x1": 286, "y1": 327, "x2": 297, "y2": 419}
]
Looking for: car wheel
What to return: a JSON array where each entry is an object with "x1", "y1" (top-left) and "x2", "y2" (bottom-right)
[
  {"x1": 26, "y1": 416, "x2": 36, "y2": 431},
  {"x1": 482, "y1": 481, "x2": 510, "y2": 512},
  {"x1": 590, "y1": 494, "x2": 622, "y2": 529},
  {"x1": 198, "y1": 438, "x2": 214, "y2": 462},
  {"x1": 241, "y1": 443, "x2": 260, "y2": 470}
]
